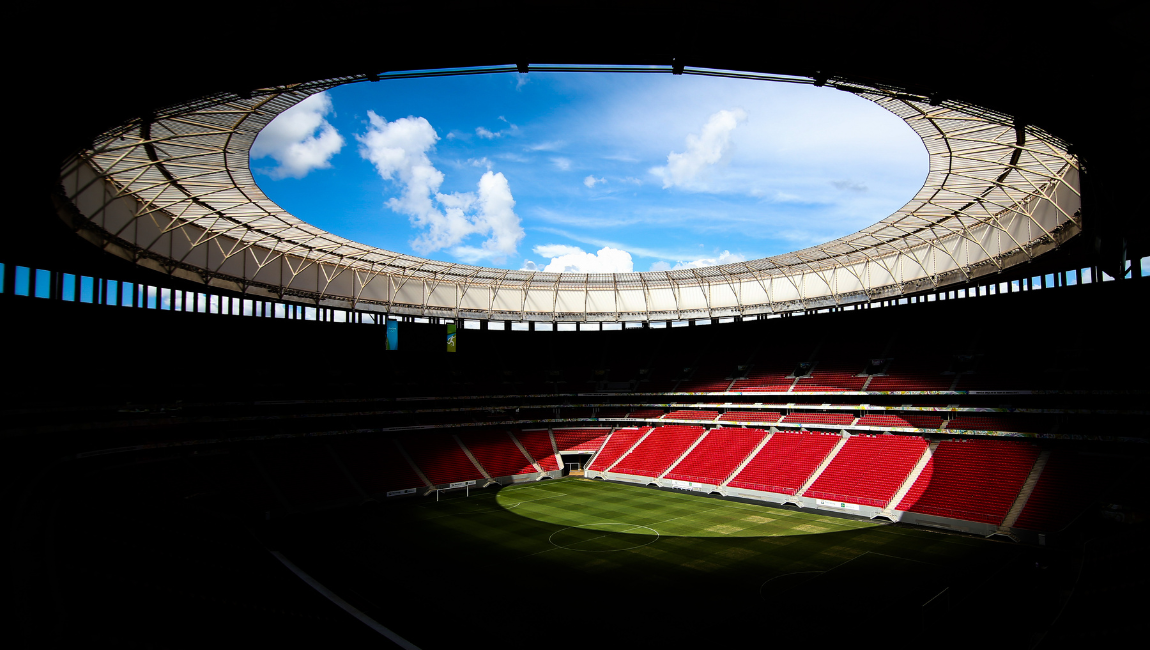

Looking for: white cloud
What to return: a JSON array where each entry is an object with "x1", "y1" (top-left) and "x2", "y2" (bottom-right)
[
  {"x1": 526, "y1": 141, "x2": 565, "y2": 152},
  {"x1": 650, "y1": 250, "x2": 746, "y2": 271},
  {"x1": 476, "y1": 121, "x2": 519, "y2": 139},
  {"x1": 552, "y1": 157, "x2": 572, "y2": 171},
  {"x1": 584, "y1": 175, "x2": 605, "y2": 188},
  {"x1": 523, "y1": 245, "x2": 634, "y2": 273},
  {"x1": 533, "y1": 244, "x2": 584, "y2": 258},
  {"x1": 831, "y1": 180, "x2": 868, "y2": 192},
  {"x1": 532, "y1": 226, "x2": 704, "y2": 261},
  {"x1": 251, "y1": 92, "x2": 344, "y2": 179},
  {"x1": 650, "y1": 108, "x2": 747, "y2": 189},
  {"x1": 356, "y1": 112, "x2": 524, "y2": 260}
]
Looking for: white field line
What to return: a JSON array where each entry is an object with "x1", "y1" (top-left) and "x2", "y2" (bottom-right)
[
  {"x1": 418, "y1": 502, "x2": 522, "y2": 521},
  {"x1": 524, "y1": 502, "x2": 737, "y2": 557},
  {"x1": 503, "y1": 493, "x2": 569, "y2": 505}
]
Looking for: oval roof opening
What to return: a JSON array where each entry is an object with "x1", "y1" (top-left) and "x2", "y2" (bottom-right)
[{"x1": 253, "y1": 71, "x2": 928, "y2": 274}]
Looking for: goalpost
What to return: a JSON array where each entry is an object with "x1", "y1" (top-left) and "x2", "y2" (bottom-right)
[{"x1": 435, "y1": 480, "x2": 478, "y2": 501}]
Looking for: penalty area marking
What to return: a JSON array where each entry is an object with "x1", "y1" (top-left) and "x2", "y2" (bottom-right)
[
  {"x1": 502, "y1": 492, "x2": 569, "y2": 505},
  {"x1": 419, "y1": 502, "x2": 520, "y2": 521},
  {"x1": 548, "y1": 523, "x2": 660, "y2": 552}
]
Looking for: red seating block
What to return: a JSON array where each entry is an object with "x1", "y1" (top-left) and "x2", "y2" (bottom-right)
[
  {"x1": 804, "y1": 435, "x2": 927, "y2": 507},
  {"x1": 610, "y1": 425, "x2": 706, "y2": 478},
  {"x1": 333, "y1": 438, "x2": 425, "y2": 495},
  {"x1": 586, "y1": 428, "x2": 650, "y2": 472},
  {"x1": 627, "y1": 409, "x2": 665, "y2": 419},
  {"x1": 401, "y1": 433, "x2": 485, "y2": 485},
  {"x1": 728, "y1": 431, "x2": 841, "y2": 495},
  {"x1": 896, "y1": 439, "x2": 1039, "y2": 524},
  {"x1": 459, "y1": 431, "x2": 537, "y2": 477},
  {"x1": 664, "y1": 428, "x2": 767, "y2": 484},
  {"x1": 781, "y1": 412, "x2": 855, "y2": 426},
  {"x1": 856, "y1": 414, "x2": 944, "y2": 429},
  {"x1": 718, "y1": 411, "x2": 782, "y2": 423},
  {"x1": 793, "y1": 364, "x2": 867, "y2": 392},
  {"x1": 514, "y1": 429, "x2": 561, "y2": 471},
  {"x1": 663, "y1": 410, "x2": 719, "y2": 421},
  {"x1": 1014, "y1": 452, "x2": 1128, "y2": 532},
  {"x1": 552, "y1": 428, "x2": 611, "y2": 452}
]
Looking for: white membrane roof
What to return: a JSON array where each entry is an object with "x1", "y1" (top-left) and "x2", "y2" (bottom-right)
[{"x1": 59, "y1": 66, "x2": 1081, "y2": 320}]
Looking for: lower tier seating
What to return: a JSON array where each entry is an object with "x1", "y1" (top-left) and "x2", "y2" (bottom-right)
[
  {"x1": 458, "y1": 431, "x2": 537, "y2": 477},
  {"x1": 1014, "y1": 452, "x2": 1129, "y2": 532},
  {"x1": 896, "y1": 439, "x2": 1039, "y2": 524},
  {"x1": 804, "y1": 435, "x2": 928, "y2": 507},
  {"x1": 663, "y1": 428, "x2": 767, "y2": 484},
  {"x1": 513, "y1": 429, "x2": 561, "y2": 471},
  {"x1": 610, "y1": 426, "x2": 705, "y2": 478},
  {"x1": 332, "y1": 438, "x2": 426, "y2": 494},
  {"x1": 552, "y1": 428, "x2": 611, "y2": 452},
  {"x1": 587, "y1": 428, "x2": 650, "y2": 472},
  {"x1": 728, "y1": 431, "x2": 841, "y2": 494},
  {"x1": 400, "y1": 433, "x2": 485, "y2": 485}
]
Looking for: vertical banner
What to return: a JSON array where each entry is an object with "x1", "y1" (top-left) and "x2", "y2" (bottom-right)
[
  {"x1": 386, "y1": 319, "x2": 398, "y2": 350},
  {"x1": 446, "y1": 322, "x2": 457, "y2": 353}
]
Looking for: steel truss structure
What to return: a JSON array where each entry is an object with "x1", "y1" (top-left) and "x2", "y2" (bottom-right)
[{"x1": 57, "y1": 66, "x2": 1081, "y2": 322}]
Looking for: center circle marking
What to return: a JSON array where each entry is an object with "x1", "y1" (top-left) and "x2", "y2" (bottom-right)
[{"x1": 548, "y1": 522, "x2": 660, "y2": 552}]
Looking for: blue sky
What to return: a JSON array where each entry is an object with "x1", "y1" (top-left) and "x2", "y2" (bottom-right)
[{"x1": 251, "y1": 72, "x2": 928, "y2": 272}]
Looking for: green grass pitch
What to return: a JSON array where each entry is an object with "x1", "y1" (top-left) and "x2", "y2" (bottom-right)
[{"x1": 281, "y1": 477, "x2": 1025, "y2": 649}]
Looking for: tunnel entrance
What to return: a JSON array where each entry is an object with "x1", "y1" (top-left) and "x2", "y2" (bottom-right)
[{"x1": 560, "y1": 453, "x2": 593, "y2": 476}]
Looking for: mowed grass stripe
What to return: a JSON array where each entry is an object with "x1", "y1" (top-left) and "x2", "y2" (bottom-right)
[
  {"x1": 350, "y1": 476, "x2": 1015, "y2": 621},
  {"x1": 414, "y1": 479, "x2": 995, "y2": 579},
  {"x1": 500, "y1": 479, "x2": 883, "y2": 539}
]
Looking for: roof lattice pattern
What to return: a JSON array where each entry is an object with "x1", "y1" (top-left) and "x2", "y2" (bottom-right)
[{"x1": 58, "y1": 66, "x2": 1081, "y2": 320}]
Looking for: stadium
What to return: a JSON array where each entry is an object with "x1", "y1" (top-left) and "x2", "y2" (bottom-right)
[{"x1": 5, "y1": 5, "x2": 1147, "y2": 648}]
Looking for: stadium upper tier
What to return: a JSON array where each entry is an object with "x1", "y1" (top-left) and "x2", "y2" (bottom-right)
[{"x1": 57, "y1": 66, "x2": 1081, "y2": 322}]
